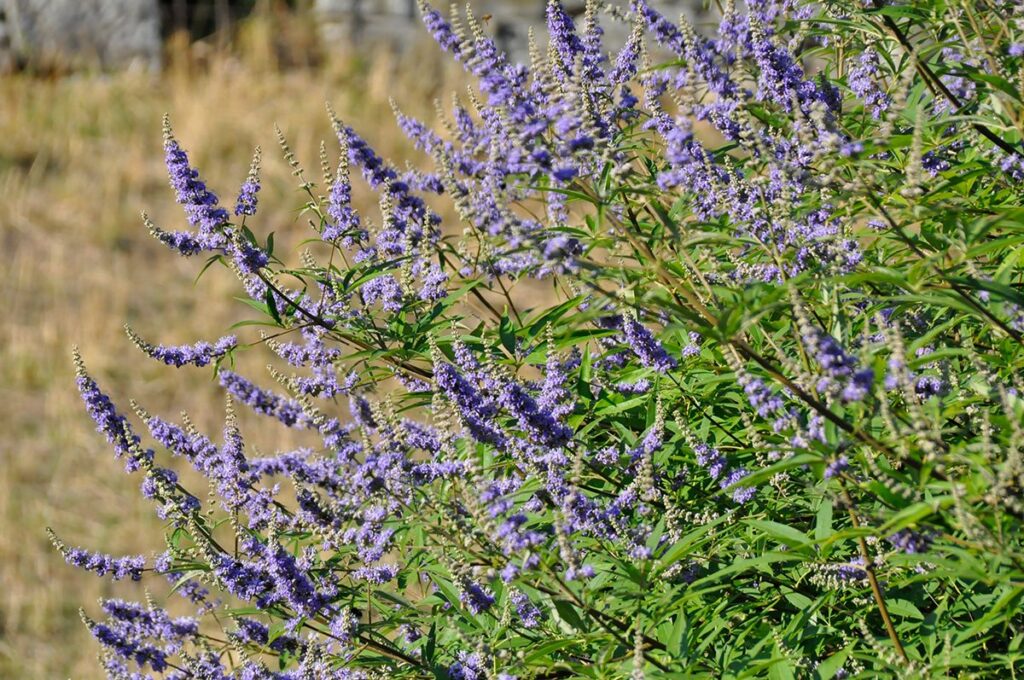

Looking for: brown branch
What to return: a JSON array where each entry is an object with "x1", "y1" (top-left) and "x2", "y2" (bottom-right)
[
  {"x1": 839, "y1": 483, "x2": 909, "y2": 662},
  {"x1": 873, "y1": 7, "x2": 1023, "y2": 159}
]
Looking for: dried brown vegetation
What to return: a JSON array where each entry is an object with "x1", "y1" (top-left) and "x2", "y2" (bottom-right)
[{"x1": 0, "y1": 25, "x2": 457, "y2": 676}]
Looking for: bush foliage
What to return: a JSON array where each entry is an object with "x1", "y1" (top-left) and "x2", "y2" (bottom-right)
[{"x1": 55, "y1": 1, "x2": 1024, "y2": 677}]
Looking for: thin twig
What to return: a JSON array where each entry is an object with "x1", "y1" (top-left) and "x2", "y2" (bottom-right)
[{"x1": 839, "y1": 482, "x2": 909, "y2": 661}]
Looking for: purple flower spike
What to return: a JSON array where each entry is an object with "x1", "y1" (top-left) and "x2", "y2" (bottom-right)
[
  {"x1": 146, "y1": 335, "x2": 237, "y2": 368},
  {"x1": 163, "y1": 117, "x2": 229, "y2": 245}
]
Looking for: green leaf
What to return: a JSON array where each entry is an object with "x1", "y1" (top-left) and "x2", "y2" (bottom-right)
[
  {"x1": 815, "y1": 500, "x2": 834, "y2": 542},
  {"x1": 886, "y1": 598, "x2": 924, "y2": 620},
  {"x1": 499, "y1": 312, "x2": 516, "y2": 355},
  {"x1": 812, "y1": 645, "x2": 852, "y2": 679},
  {"x1": 973, "y1": 73, "x2": 1024, "y2": 104},
  {"x1": 168, "y1": 570, "x2": 208, "y2": 598},
  {"x1": 767, "y1": 652, "x2": 796, "y2": 680},
  {"x1": 667, "y1": 612, "x2": 688, "y2": 657},
  {"x1": 731, "y1": 453, "x2": 819, "y2": 489},
  {"x1": 193, "y1": 254, "x2": 223, "y2": 285},
  {"x1": 424, "y1": 622, "x2": 436, "y2": 664},
  {"x1": 783, "y1": 590, "x2": 813, "y2": 611},
  {"x1": 744, "y1": 520, "x2": 812, "y2": 549},
  {"x1": 522, "y1": 638, "x2": 580, "y2": 664},
  {"x1": 265, "y1": 286, "x2": 283, "y2": 326},
  {"x1": 878, "y1": 497, "x2": 954, "y2": 534},
  {"x1": 550, "y1": 599, "x2": 588, "y2": 634}
]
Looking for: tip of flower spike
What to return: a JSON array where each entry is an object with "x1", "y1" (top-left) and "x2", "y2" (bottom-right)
[
  {"x1": 46, "y1": 526, "x2": 66, "y2": 553},
  {"x1": 141, "y1": 212, "x2": 198, "y2": 256},
  {"x1": 528, "y1": 26, "x2": 542, "y2": 68},
  {"x1": 123, "y1": 324, "x2": 154, "y2": 354},
  {"x1": 72, "y1": 345, "x2": 87, "y2": 378},
  {"x1": 325, "y1": 101, "x2": 343, "y2": 133},
  {"x1": 78, "y1": 608, "x2": 94, "y2": 628},
  {"x1": 161, "y1": 113, "x2": 174, "y2": 144},
  {"x1": 464, "y1": 4, "x2": 486, "y2": 40},
  {"x1": 128, "y1": 399, "x2": 151, "y2": 422},
  {"x1": 224, "y1": 393, "x2": 237, "y2": 425},
  {"x1": 300, "y1": 249, "x2": 317, "y2": 269},
  {"x1": 267, "y1": 364, "x2": 295, "y2": 391},
  {"x1": 427, "y1": 334, "x2": 444, "y2": 366},
  {"x1": 317, "y1": 140, "x2": 331, "y2": 186},
  {"x1": 273, "y1": 124, "x2": 301, "y2": 176},
  {"x1": 179, "y1": 411, "x2": 197, "y2": 437},
  {"x1": 432, "y1": 97, "x2": 449, "y2": 127},
  {"x1": 246, "y1": 146, "x2": 262, "y2": 182}
]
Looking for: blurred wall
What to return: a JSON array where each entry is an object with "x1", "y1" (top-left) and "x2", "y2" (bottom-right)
[
  {"x1": 1, "y1": 0, "x2": 162, "y2": 70},
  {"x1": 0, "y1": 0, "x2": 707, "y2": 72},
  {"x1": 315, "y1": 0, "x2": 708, "y2": 62}
]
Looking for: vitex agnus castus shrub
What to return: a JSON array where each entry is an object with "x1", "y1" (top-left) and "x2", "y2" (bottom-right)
[{"x1": 51, "y1": 1, "x2": 1024, "y2": 677}]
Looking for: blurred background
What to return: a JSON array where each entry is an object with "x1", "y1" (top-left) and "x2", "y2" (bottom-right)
[{"x1": 0, "y1": 0, "x2": 702, "y2": 676}]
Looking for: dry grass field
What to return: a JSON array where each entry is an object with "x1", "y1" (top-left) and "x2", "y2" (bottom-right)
[{"x1": 0, "y1": 17, "x2": 460, "y2": 677}]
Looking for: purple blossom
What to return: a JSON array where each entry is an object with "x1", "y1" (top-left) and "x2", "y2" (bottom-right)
[
  {"x1": 751, "y1": 34, "x2": 816, "y2": 109},
  {"x1": 738, "y1": 373, "x2": 785, "y2": 419},
  {"x1": 219, "y1": 370, "x2": 310, "y2": 428},
  {"x1": 449, "y1": 651, "x2": 487, "y2": 680},
  {"x1": 418, "y1": 263, "x2": 448, "y2": 301},
  {"x1": 458, "y1": 578, "x2": 495, "y2": 615},
  {"x1": 146, "y1": 335, "x2": 237, "y2": 368},
  {"x1": 56, "y1": 5, "x2": 1007, "y2": 677},
  {"x1": 419, "y1": 2, "x2": 462, "y2": 56},
  {"x1": 824, "y1": 456, "x2": 850, "y2": 479},
  {"x1": 933, "y1": 48, "x2": 977, "y2": 114},
  {"x1": 75, "y1": 363, "x2": 153, "y2": 472},
  {"x1": 720, "y1": 468, "x2": 756, "y2": 504},
  {"x1": 565, "y1": 563, "x2": 595, "y2": 581},
  {"x1": 88, "y1": 621, "x2": 169, "y2": 672},
  {"x1": 329, "y1": 609, "x2": 359, "y2": 643},
  {"x1": 888, "y1": 529, "x2": 934, "y2": 554},
  {"x1": 682, "y1": 331, "x2": 702, "y2": 358},
  {"x1": 230, "y1": 240, "x2": 269, "y2": 274},
  {"x1": 54, "y1": 534, "x2": 146, "y2": 581},
  {"x1": 325, "y1": 154, "x2": 362, "y2": 243},
  {"x1": 848, "y1": 49, "x2": 891, "y2": 118},
  {"x1": 804, "y1": 330, "x2": 874, "y2": 403},
  {"x1": 834, "y1": 559, "x2": 868, "y2": 582},
  {"x1": 694, "y1": 443, "x2": 726, "y2": 481},
  {"x1": 498, "y1": 380, "x2": 572, "y2": 448},
  {"x1": 433, "y1": 362, "x2": 506, "y2": 448},
  {"x1": 915, "y1": 375, "x2": 945, "y2": 398},
  {"x1": 354, "y1": 563, "x2": 400, "y2": 584},
  {"x1": 150, "y1": 226, "x2": 203, "y2": 256},
  {"x1": 101, "y1": 599, "x2": 198, "y2": 641},
  {"x1": 546, "y1": 0, "x2": 584, "y2": 73},
  {"x1": 614, "y1": 379, "x2": 651, "y2": 395},
  {"x1": 362, "y1": 274, "x2": 405, "y2": 312},
  {"x1": 234, "y1": 179, "x2": 260, "y2": 216},
  {"x1": 164, "y1": 133, "x2": 228, "y2": 242},
  {"x1": 621, "y1": 315, "x2": 677, "y2": 372}
]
